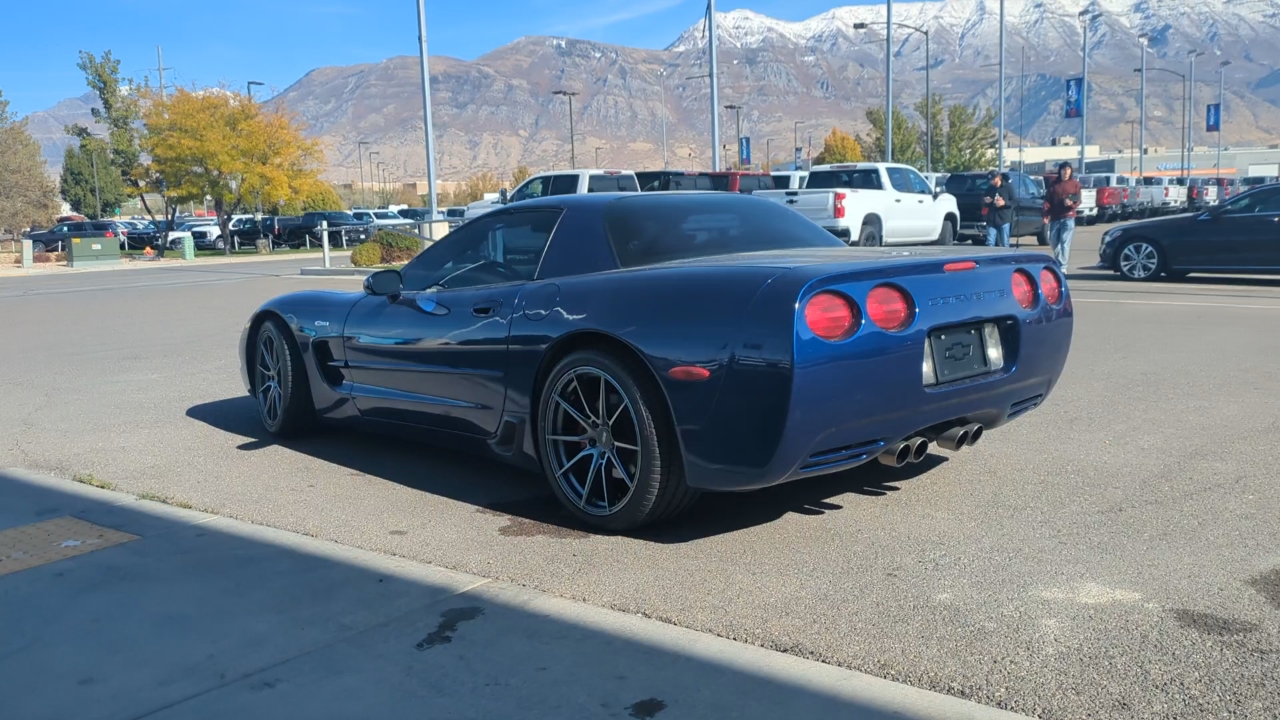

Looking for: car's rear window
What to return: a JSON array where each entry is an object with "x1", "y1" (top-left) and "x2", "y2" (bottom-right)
[
  {"x1": 735, "y1": 175, "x2": 775, "y2": 193},
  {"x1": 668, "y1": 175, "x2": 715, "y2": 191},
  {"x1": 1141, "y1": 177, "x2": 1164, "y2": 186},
  {"x1": 807, "y1": 169, "x2": 882, "y2": 190},
  {"x1": 943, "y1": 175, "x2": 992, "y2": 194},
  {"x1": 604, "y1": 194, "x2": 845, "y2": 268},
  {"x1": 587, "y1": 174, "x2": 640, "y2": 193}
]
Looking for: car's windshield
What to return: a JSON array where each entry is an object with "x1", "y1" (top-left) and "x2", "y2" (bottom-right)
[
  {"x1": 325, "y1": 212, "x2": 358, "y2": 222},
  {"x1": 944, "y1": 175, "x2": 992, "y2": 194},
  {"x1": 374, "y1": 211, "x2": 400, "y2": 220},
  {"x1": 604, "y1": 194, "x2": 845, "y2": 268},
  {"x1": 806, "y1": 169, "x2": 882, "y2": 190}
]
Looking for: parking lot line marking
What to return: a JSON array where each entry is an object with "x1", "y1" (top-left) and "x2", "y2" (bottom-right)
[
  {"x1": 0, "y1": 517, "x2": 138, "y2": 577},
  {"x1": 1074, "y1": 298, "x2": 1280, "y2": 310}
]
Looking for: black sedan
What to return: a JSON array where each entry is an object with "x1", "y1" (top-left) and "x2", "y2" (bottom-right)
[{"x1": 1098, "y1": 184, "x2": 1280, "y2": 280}]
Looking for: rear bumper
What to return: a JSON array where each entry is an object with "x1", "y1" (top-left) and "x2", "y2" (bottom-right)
[
  {"x1": 824, "y1": 226, "x2": 852, "y2": 243},
  {"x1": 959, "y1": 221, "x2": 987, "y2": 237}
]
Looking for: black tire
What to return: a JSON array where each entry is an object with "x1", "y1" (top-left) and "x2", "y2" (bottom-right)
[
  {"x1": 857, "y1": 224, "x2": 881, "y2": 247},
  {"x1": 252, "y1": 319, "x2": 316, "y2": 437},
  {"x1": 1036, "y1": 224, "x2": 1050, "y2": 246},
  {"x1": 934, "y1": 220, "x2": 955, "y2": 246},
  {"x1": 31, "y1": 241, "x2": 46, "y2": 253},
  {"x1": 537, "y1": 349, "x2": 698, "y2": 531},
  {"x1": 1116, "y1": 239, "x2": 1164, "y2": 282},
  {"x1": 215, "y1": 238, "x2": 226, "y2": 250}
]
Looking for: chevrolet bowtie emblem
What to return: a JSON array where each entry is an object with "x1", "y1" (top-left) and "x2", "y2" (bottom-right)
[{"x1": 943, "y1": 341, "x2": 973, "y2": 362}]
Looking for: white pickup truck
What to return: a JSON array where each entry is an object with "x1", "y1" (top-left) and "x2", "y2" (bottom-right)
[
  {"x1": 755, "y1": 162, "x2": 961, "y2": 246},
  {"x1": 464, "y1": 169, "x2": 641, "y2": 219}
]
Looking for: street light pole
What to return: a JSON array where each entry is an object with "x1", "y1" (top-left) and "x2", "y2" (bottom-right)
[
  {"x1": 708, "y1": 0, "x2": 722, "y2": 171},
  {"x1": 998, "y1": 0, "x2": 1005, "y2": 169},
  {"x1": 90, "y1": 148, "x2": 102, "y2": 219},
  {"x1": 1127, "y1": 120, "x2": 1137, "y2": 173},
  {"x1": 367, "y1": 152, "x2": 379, "y2": 206},
  {"x1": 1187, "y1": 50, "x2": 1205, "y2": 173},
  {"x1": 552, "y1": 90, "x2": 580, "y2": 169},
  {"x1": 855, "y1": 20, "x2": 928, "y2": 169},
  {"x1": 1140, "y1": 67, "x2": 1188, "y2": 178},
  {"x1": 1019, "y1": 45, "x2": 1025, "y2": 168},
  {"x1": 794, "y1": 121, "x2": 803, "y2": 169},
  {"x1": 246, "y1": 80, "x2": 264, "y2": 102},
  {"x1": 724, "y1": 104, "x2": 743, "y2": 167},
  {"x1": 415, "y1": 0, "x2": 440, "y2": 217},
  {"x1": 885, "y1": 0, "x2": 894, "y2": 162},
  {"x1": 1138, "y1": 33, "x2": 1148, "y2": 177},
  {"x1": 1079, "y1": 10, "x2": 1100, "y2": 174},
  {"x1": 659, "y1": 68, "x2": 668, "y2": 169},
  {"x1": 1217, "y1": 60, "x2": 1231, "y2": 176},
  {"x1": 357, "y1": 141, "x2": 370, "y2": 208}
]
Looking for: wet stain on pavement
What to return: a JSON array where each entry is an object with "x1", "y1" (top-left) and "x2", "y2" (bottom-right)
[
  {"x1": 388, "y1": 529, "x2": 407, "y2": 536},
  {"x1": 1168, "y1": 608, "x2": 1259, "y2": 637},
  {"x1": 626, "y1": 698, "x2": 667, "y2": 719},
  {"x1": 415, "y1": 606, "x2": 485, "y2": 650},
  {"x1": 1247, "y1": 568, "x2": 1280, "y2": 611},
  {"x1": 476, "y1": 498, "x2": 590, "y2": 540}
]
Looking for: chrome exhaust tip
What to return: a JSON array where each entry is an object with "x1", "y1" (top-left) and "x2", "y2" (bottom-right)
[
  {"x1": 877, "y1": 441, "x2": 912, "y2": 467},
  {"x1": 908, "y1": 437, "x2": 930, "y2": 463},
  {"x1": 963, "y1": 423, "x2": 984, "y2": 446},
  {"x1": 936, "y1": 426, "x2": 971, "y2": 452}
]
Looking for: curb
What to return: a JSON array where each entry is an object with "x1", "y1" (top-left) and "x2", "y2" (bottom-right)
[
  {"x1": 1, "y1": 251, "x2": 352, "y2": 278},
  {"x1": 300, "y1": 267, "x2": 374, "y2": 277}
]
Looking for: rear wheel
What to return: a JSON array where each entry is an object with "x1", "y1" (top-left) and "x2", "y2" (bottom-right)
[
  {"x1": 1117, "y1": 239, "x2": 1163, "y2": 282},
  {"x1": 253, "y1": 319, "x2": 316, "y2": 437},
  {"x1": 857, "y1": 224, "x2": 881, "y2": 247},
  {"x1": 31, "y1": 241, "x2": 46, "y2": 253},
  {"x1": 538, "y1": 350, "x2": 698, "y2": 531},
  {"x1": 1036, "y1": 224, "x2": 1050, "y2": 246},
  {"x1": 934, "y1": 220, "x2": 955, "y2": 246}
]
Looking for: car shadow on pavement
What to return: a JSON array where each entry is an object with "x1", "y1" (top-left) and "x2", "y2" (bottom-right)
[
  {"x1": 2, "y1": 470, "x2": 967, "y2": 720},
  {"x1": 187, "y1": 397, "x2": 947, "y2": 543},
  {"x1": 1065, "y1": 268, "x2": 1280, "y2": 290}
]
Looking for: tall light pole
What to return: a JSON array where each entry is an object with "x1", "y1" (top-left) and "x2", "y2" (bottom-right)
[
  {"x1": 415, "y1": 0, "x2": 440, "y2": 217},
  {"x1": 885, "y1": 0, "x2": 894, "y2": 162},
  {"x1": 376, "y1": 162, "x2": 385, "y2": 205},
  {"x1": 998, "y1": 0, "x2": 1006, "y2": 169},
  {"x1": 552, "y1": 90, "x2": 580, "y2": 169},
  {"x1": 1141, "y1": 67, "x2": 1187, "y2": 178},
  {"x1": 1019, "y1": 45, "x2": 1025, "y2": 168},
  {"x1": 1217, "y1": 60, "x2": 1232, "y2": 176},
  {"x1": 724, "y1": 103, "x2": 743, "y2": 167},
  {"x1": 855, "y1": 21, "x2": 929, "y2": 170},
  {"x1": 1126, "y1": 120, "x2": 1138, "y2": 173},
  {"x1": 1137, "y1": 33, "x2": 1148, "y2": 177},
  {"x1": 1187, "y1": 49, "x2": 1205, "y2": 173},
  {"x1": 708, "y1": 0, "x2": 722, "y2": 170},
  {"x1": 368, "y1": 152, "x2": 379, "y2": 206},
  {"x1": 1079, "y1": 10, "x2": 1101, "y2": 174},
  {"x1": 793, "y1": 121, "x2": 803, "y2": 168},
  {"x1": 357, "y1": 141, "x2": 370, "y2": 208},
  {"x1": 246, "y1": 80, "x2": 264, "y2": 101},
  {"x1": 659, "y1": 68, "x2": 668, "y2": 169}
]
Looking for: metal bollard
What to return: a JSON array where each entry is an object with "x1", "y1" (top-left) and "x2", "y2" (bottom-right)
[{"x1": 320, "y1": 220, "x2": 331, "y2": 269}]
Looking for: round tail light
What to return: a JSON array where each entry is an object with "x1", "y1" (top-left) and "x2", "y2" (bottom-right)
[
  {"x1": 1011, "y1": 269, "x2": 1037, "y2": 310},
  {"x1": 865, "y1": 285, "x2": 914, "y2": 331},
  {"x1": 1039, "y1": 268, "x2": 1062, "y2": 305},
  {"x1": 804, "y1": 291, "x2": 858, "y2": 341}
]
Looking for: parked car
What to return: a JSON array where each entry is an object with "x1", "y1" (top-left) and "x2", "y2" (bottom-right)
[
  {"x1": 944, "y1": 171, "x2": 1048, "y2": 246},
  {"x1": 755, "y1": 162, "x2": 961, "y2": 246},
  {"x1": 397, "y1": 208, "x2": 445, "y2": 223},
  {"x1": 637, "y1": 171, "x2": 718, "y2": 192},
  {"x1": 26, "y1": 221, "x2": 118, "y2": 253},
  {"x1": 1239, "y1": 175, "x2": 1279, "y2": 189},
  {"x1": 1140, "y1": 176, "x2": 1188, "y2": 214},
  {"x1": 1211, "y1": 176, "x2": 1241, "y2": 202},
  {"x1": 770, "y1": 171, "x2": 808, "y2": 190},
  {"x1": 922, "y1": 172, "x2": 950, "y2": 192},
  {"x1": 237, "y1": 192, "x2": 1073, "y2": 531},
  {"x1": 1177, "y1": 177, "x2": 1220, "y2": 211},
  {"x1": 467, "y1": 170, "x2": 641, "y2": 218},
  {"x1": 703, "y1": 171, "x2": 776, "y2": 193},
  {"x1": 281, "y1": 211, "x2": 373, "y2": 248},
  {"x1": 1098, "y1": 183, "x2": 1280, "y2": 280},
  {"x1": 1080, "y1": 175, "x2": 1129, "y2": 223},
  {"x1": 353, "y1": 209, "x2": 417, "y2": 229}
]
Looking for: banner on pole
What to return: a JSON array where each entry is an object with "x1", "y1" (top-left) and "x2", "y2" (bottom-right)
[
  {"x1": 739, "y1": 137, "x2": 751, "y2": 166},
  {"x1": 794, "y1": 147, "x2": 802, "y2": 167},
  {"x1": 1064, "y1": 78, "x2": 1083, "y2": 119},
  {"x1": 1206, "y1": 103, "x2": 1221, "y2": 133}
]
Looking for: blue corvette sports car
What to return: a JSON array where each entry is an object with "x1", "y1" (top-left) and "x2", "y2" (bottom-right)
[{"x1": 240, "y1": 192, "x2": 1073, "y2": 530}]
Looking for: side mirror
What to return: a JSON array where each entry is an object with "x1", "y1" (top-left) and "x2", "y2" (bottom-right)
[
  {"x1": 499, "y1": 188, "x2": 509, "y2": 205},
  {"x1": 364, "y1": 268, "x2": 403, "y2": 297}
]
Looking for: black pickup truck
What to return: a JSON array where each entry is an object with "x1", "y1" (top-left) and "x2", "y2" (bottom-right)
[
  {"x1": 945, "y1": 171, "x2": 1049, "y2": 246},
  {"x1": 277, "y1": 212, "x2": 373, "y2": 248}
]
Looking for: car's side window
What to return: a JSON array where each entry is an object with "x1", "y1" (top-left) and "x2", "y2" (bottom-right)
[
  {"x1": 399, "y1": 210, "x2": 563, "y2": 292},
  {"x1": 886, "y1": 168, "x2": 913, "y2": 193},
  {"x1": 905, "y1": 169, "x2": 933, "y2": 195},
  {"x1": 510, "y1": 177, "x2": 547, "y2": 203},
  {"x1": 1250, "y1": 190, "x2": 1280, "y2": 215},
  {"x1": 1221, "y1": 189, "x2": 1280, "y2": 216},
  {"x1": 548, "y1": 174, "x2": 579, "y2": 196}
]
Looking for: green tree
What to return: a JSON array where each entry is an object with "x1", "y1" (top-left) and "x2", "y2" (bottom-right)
[
  {"x1": 913, "y1": 94, "x2": 946, "y2": 172},
  {"x1": 936, "y1": 102, "x2": 998, "y2": 173},
  {"x1": 0, "y1": 90, "x2": 60, "y2": 233},
  {"x1": 813, "y1": 128, "x2": 864, "y2": 165},
  {"x1": 862, "y1": 106, "x2": 924, "y2": 169},
  {"x1": 59, "y1": 136, "x2": 128, "y2": 217}
]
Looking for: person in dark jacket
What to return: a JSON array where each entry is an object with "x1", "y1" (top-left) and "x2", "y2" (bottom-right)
[
  {"x1": 983, "y1": 171, "x2": 1014, "y2": 248},
  {"x1": 1044, "y1": 161, "x2": 1082, "y2": 266}
]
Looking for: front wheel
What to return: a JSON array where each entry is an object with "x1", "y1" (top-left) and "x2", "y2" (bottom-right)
[
  {"x1": 31, "y1": 241, "x2": 46, "y2": 253},
  {"x1": 1117, "y1": 239, "x2": 1163, "y2": 282},
  {"x1": 215, "y1": 238, "x2": 226, "y2": 250},
  {"x1": 538, "y1": 350, "x2": 698, "y2": 531},
  {"x1": 934, "y1": 221, "x2": 955, "y2": 246},
  {"x1": 253, "y1": 319, "x2": 316, "y2": 436},
  {"x1": 857, "y1": 224, "x2": 881, "y2": 247}
]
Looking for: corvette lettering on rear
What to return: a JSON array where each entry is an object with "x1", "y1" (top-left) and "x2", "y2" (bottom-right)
[{"x1": 927, "y1": 289, "x2": 1007, "y2": 306}]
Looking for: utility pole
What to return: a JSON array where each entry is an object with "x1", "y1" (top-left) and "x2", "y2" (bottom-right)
[
  {"x1": 794, "y1": 121, "x2": 803, "y2": 169},
  {"x1": 1138, "y1": 33, "x2": 1148, "y2": 177},
  {"x1": 91, "y1": 149, "x2": 102, "y2": 219},
  {"x1": 885, "y1": 0, "x2": 894, "y2": 162},
  {"x1": 357, "y1": 141, "x2": 370, "y2": 208},
  {"x1": 724, "y1": 103, "x2": 743, "y2": 167},
  {"x1": 708, "y1": 0, "x2": 723, "y2": 171},
  {"x1": 1078, "y1": 11, "x2": 1101, "y2": 174},
  {"x1": 552, "y1": 90, "x2": 580, "y2": 169},
  {"x1": 1217, "y1": 60, "x2": 1232, "y2": 176},
  {"x1": 998, "y1": 0, "x2": 1006, "y2": 169},
  {"x1": 659, "y1": 68, "x2": 668, "y2": 169},
  {"x1": 1019, "y1": 45, "x2": 1025, "y2": 168},
  {"x1": 1187, "y1": 50, "x2": 1205, "y2": 174},
  {"x1": 368, "y1": 152, "x2": 379, "y2": 205},
  {"x1": 416, "y1": 0, "x2": 440, "y2": 217},
  {"x1": 1126, "y1": 120, "x2": 1137, "y2": 173},
  {"x1": 155, "y1": 46, "x2": 173, "y2": 101}
]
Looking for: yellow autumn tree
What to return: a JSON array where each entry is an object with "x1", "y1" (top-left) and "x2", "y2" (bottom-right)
[
  {"x1": 141, "y1": 87, "x2": 325, "y2": 253},
  {"x1": 511, "y1": 165, "x2": 533, "y2": 187},
  {"x1": 814, "y1": 128, "x2": 864, "y2": 165}
]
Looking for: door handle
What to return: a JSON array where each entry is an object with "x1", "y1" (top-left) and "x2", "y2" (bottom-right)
[{"x1": 472, "y1": 300, "x2": 502, "y2": 317}]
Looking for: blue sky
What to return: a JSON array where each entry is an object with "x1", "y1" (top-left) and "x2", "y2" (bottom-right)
[{"x1": 1, "y1": 0, "x2": 861, "y2": 117}]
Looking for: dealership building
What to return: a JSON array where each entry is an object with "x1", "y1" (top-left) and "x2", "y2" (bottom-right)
[{"x1": 1007, "y1": 139, "x2": 1280, "y2": 178}]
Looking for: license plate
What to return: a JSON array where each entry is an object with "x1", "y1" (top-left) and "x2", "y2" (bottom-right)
[{"x1": 929, "y1": 324, "x2": 990, "y2": 383}]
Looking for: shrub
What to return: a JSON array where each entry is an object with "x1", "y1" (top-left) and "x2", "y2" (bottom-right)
[
  {"x1": 350, "y1": 242, "x2": 383, "y2": 267},
  {"x1": 373, "y1": 230, "x2": 421, "y2": 264}
]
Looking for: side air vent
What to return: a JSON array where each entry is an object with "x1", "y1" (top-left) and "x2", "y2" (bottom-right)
[
  {"x1": 800, "y1": 439, "x2": 886, "y2": 473},
  {"x1": 311, "y1": 340, "x2": 346, "y2": 387},
  {"x1": 1007, "y1": 394, "x2": 1044, "y2": 419}
]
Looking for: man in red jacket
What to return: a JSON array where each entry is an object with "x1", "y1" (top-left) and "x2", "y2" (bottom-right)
[{"x1": 1044, "y1": 161, "x2": 1081, "y2": 266}]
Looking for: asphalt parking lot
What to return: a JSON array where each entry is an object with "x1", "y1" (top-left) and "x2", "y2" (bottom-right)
[{"x1": 3, "y1": 226, "x2": 1279, "y2": 719}]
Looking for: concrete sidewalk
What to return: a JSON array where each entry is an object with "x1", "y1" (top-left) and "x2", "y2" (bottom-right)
[
  {"x1": 0, "y1": 470, "x2": 1030, "y2": 720},
  {"x1": 0, "y1": 250, "x2": 352, "y2": 277}
]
